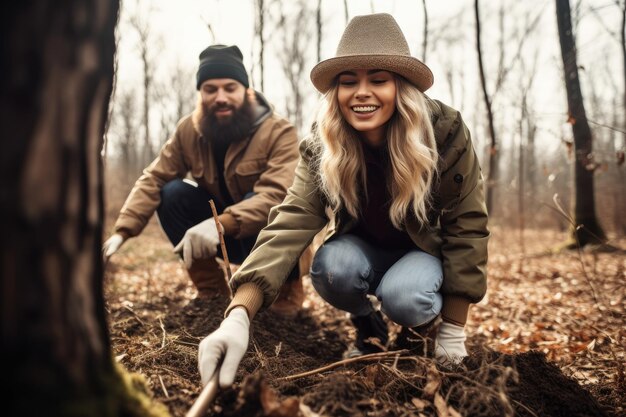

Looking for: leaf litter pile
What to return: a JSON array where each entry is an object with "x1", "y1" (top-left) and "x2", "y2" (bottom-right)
[{"x1": 105, "y1": 221, "x2": 625, "y2": 417}]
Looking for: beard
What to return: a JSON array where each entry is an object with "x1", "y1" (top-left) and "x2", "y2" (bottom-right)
[{"x1": 199, "y1": 96, "x2": 255, "y2": 147}]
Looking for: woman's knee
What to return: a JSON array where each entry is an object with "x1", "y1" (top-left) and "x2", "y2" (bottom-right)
[
  {"x1": 381, "y1": 290, "x2": 442, "y2": 327},
  {"x1": 310, "y1": 238, "x2": 372, "y2": 299},
  {"x1": 377, "y1": 251, "x2": 443, "y2": 327}
]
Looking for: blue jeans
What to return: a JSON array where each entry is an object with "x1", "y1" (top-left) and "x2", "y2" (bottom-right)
[
  {"x1": 157, "y1": 179, "x2": 299, "y2": 280},
  {"x1": 310, "y1": 234, "x2": 443, "y2": 327}
]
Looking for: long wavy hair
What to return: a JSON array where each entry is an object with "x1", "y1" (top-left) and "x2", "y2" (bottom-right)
[{"x1": 315, "y1": 75, "x2": 438, "y2": 228}]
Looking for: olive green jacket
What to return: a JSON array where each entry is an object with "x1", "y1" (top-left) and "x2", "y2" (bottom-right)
[{"x1": 228, "y1": 98, "x2": 489, "y2": 326}]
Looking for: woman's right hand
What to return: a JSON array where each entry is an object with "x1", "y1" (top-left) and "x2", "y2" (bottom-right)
[{"x1": 198, "y1": 306, "x2": 250, "y2": 388}]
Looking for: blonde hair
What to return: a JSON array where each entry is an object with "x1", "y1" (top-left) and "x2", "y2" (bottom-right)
[{"x1": 316, "y1": 76, "x2": 438, "y2": 228}]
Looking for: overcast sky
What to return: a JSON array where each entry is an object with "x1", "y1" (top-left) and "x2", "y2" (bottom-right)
[{"x1": 112, "y1": 0, "x2": 624, "y2": 156}]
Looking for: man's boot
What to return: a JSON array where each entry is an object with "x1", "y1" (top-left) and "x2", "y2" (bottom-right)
[
  {"x1": 268, "y1": 245, "x2": 313, "y2": 317},
  {"x1": 394, "y1": 315, "x2": 442, "y2": 357},
  {"x1": 345, "y1": 310, "x2": 389, "y2": 358},
  {"x1": 187, "y1": 257, "x2": 231, "y2": 299},
  {"x1": 268, "y1": 275, "x2": 305, "y2": 317}
]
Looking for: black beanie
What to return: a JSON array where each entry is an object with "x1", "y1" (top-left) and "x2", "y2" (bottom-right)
[{"x1": 196, "y1": 44, "x2": 249, "y2": 90}]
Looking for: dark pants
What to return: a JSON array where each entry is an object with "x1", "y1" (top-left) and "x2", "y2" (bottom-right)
[{"x1": 157, "y1": 179, "x2": 299, "y2": 280}]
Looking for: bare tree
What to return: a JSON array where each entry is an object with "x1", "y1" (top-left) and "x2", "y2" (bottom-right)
[
  {"x1": 474, "y1": 0, "x2": 498, "y2": 213},
  {"x1": 274, "y1": 0, "x2": 314, "y2": 134},
  {"x1": 474, "y1": 0, "x2": 545, "y2": 215},
  {"x1": 1, "y1": 2, "x2": 166, "y2": 415},
  {"x1": 516, "y1": 52, "x2": 539, "y2": 254},
  {"x1": 589, "y1": 0, "x2": 626, "y2": 141},
  {"x1": 153, "y1": 62, "x2": 196, "y2": 147},
  {"x1": 253, "y1": 0, "x2": 266, "y2": 91},
  {"x1": 129, "y1": 5, "x2": 158, "y2": 168},
  {"x1": 556, "y1": 0, "x2": 606, "y2": 246},
  {"x1": 421, "y1": 0, "x2": 428, "y2": 62},
  {"x1": 113, "y1": 88, "x2": 141, "y2": 183},
  {"x1": 621, "y1": 0, "x2": 626, "y2": 133},
  {"x1": 429, "y1": 11, "x2": 466, "y2": 109},
  {"x1": 317, "y1": 0, "x2": 323, "y2": 63}
]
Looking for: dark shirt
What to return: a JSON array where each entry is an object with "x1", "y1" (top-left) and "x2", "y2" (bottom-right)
[
  {"x1": 352, "y1": 142, "x2": 415, "y2": 250},
  {"x1": 212, "y1": 140, "x2": 234, "y2": 206}
]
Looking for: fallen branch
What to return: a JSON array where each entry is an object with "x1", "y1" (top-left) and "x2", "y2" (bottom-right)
[{"x1": 278, "y1": 349, "x2": 410, "y2": 381}]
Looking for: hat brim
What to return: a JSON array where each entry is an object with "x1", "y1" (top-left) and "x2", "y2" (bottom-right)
[{"x1": 310, "y1": 54, "x2": 433, "y2": 94}]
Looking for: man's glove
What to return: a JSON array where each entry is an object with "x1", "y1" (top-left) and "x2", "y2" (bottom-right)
[
  {"x1": 198, "y1": 307, "x2": 250, "y2": 388},
  {"x1": 102, "y1": 233, "x2": 126, "y2": 263},
  {"x1": 173, "y1": 218, "x2": 221, "y2": 269},
  {"x1": 434, "y1": 321, "x2": 467, "y2": 366}
]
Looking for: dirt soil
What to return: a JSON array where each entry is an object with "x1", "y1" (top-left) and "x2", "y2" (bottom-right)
[{"x1": 105, "y1": 221, "x2": 625, "y2": 417}]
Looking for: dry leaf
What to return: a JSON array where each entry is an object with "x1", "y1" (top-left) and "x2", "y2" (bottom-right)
[
  {"x1": 423, "y1": 363, "x2": 442, "y2": 400},
  {"x1": 411, "y1": 397, "x2": 428, "y2": 411}
]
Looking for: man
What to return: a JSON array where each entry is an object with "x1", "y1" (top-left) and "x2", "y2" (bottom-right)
[{"x1": 103, "y1": 44, "x2": 304, "y2": 315}]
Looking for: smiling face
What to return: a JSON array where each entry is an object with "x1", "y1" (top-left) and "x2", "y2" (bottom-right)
[
  {"x1": 199, "y1": 78, "x2": 247, "y2": 123},
  {"x1": 337, "y1": 69, "x2": 397, "y2": 147}
]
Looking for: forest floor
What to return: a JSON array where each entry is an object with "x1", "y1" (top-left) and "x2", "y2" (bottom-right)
[{"x1": 105, "y1": 220, "x2": 625, "y2": 417}]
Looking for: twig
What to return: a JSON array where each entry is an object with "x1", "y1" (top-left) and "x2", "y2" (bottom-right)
[
  {"x1": 158, "y1": 374, "x2": 169, "y2": 398},
  {"x1": 209, "y1": 200, "x2": 233, "y2": 280},
  {"x1": 159, "y1": 317, "x2": 167, "y2": 349},
  {"x1": 173, "y1": 340, "x2": 200, "y2": 347},
  {"x1": 277, "y1": 349, "x2": 410, "y2": 381},
  {"x1": 551, "y1": 194, "x2": 600, "y2": 305},
  {"x1": 438, "y1": 368, "x2": 539, "y2": 417},
  {"x1": 122, "y1": 305, "x2": 145, "y2": 326}
]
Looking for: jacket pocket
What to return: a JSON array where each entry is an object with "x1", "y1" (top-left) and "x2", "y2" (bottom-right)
[
  {"x1": 234, "y1": 158, "x2": 268, "y2": 192},
  {"x1": 235, "y1": 158, "x2": 267, "y2": 176}
]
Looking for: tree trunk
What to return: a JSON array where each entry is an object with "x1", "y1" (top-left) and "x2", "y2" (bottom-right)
[
  {"x1": 421, "y1": 0, "x2": 428, "y2": 63},
  {"x1": 474, "y1": 0, "x2": 498, "y2": 215},
  {"x1": 1, "y1": 2, "x2": 167, "y2": 416},
  {"x1": 555, "y1": 0, "x2": 606, "y2": 245},
  {"x1": 258, "y1": 0, "x2": 265, "y2": 92},
  {"x1": 316, "y1": 0, "x2": 322, "y2": 63},
  {"x1": 620, "y1": 1, "x2": 626, "y2": 130}
]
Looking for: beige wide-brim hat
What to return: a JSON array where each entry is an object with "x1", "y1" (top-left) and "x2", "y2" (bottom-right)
[{"x1": 310, "y1": 13, "x2": 433, "y2": 94}]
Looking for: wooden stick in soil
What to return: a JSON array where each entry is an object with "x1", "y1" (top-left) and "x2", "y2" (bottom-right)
[
  {"x1": 186, "y1": 200, "x2": 233, "y2": 416},
  {"x1": 209, "y1": 199, "x2": 232, "y2": 280},
  {"x1": 185, "y1": 372, "x2": 219, "y2": 417}
]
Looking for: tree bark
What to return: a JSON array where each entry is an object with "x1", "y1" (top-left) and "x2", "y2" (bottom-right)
[
  {"x1": 1, "y1": 2, "x2": 166, "y2": 415},
  {"x1": 555, "y1": 0, "x2": 606, "y2": 245}
]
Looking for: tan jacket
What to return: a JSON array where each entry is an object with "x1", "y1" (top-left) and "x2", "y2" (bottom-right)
[
  {"x1": 228, "y1": 99, "x2": 489, "y2": 326},
  {"x1": 114, "y1": 93, "x2": 299, "y2": 239}
]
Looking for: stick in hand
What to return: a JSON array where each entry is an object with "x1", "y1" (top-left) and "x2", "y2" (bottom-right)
[{"x1": 209, "y1": 200, "x2": 233, "y2": 280}]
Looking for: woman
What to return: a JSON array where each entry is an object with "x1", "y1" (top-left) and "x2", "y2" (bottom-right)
[{"x1": 198, "y1": 13, "x2": 489, "y2": 388}]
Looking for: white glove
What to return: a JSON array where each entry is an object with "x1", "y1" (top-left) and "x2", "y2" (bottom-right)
[
  {"x1": 102, "y1": 233, "x2": 125, "y2": 263},
  {"x1": 434, "y1": 321, "x2": 467, "y2": 366},
  {"x1": 198, "y1": 306, "x2": 250, "y2": 388},
  {"x1": 173, "y1": 218, "x2": 221, "y2": 269}
]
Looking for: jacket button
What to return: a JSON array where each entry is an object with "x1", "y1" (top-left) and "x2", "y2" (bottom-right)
[{"x1": 454, "y1": 174, "x2": 463, "y2": 183}]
